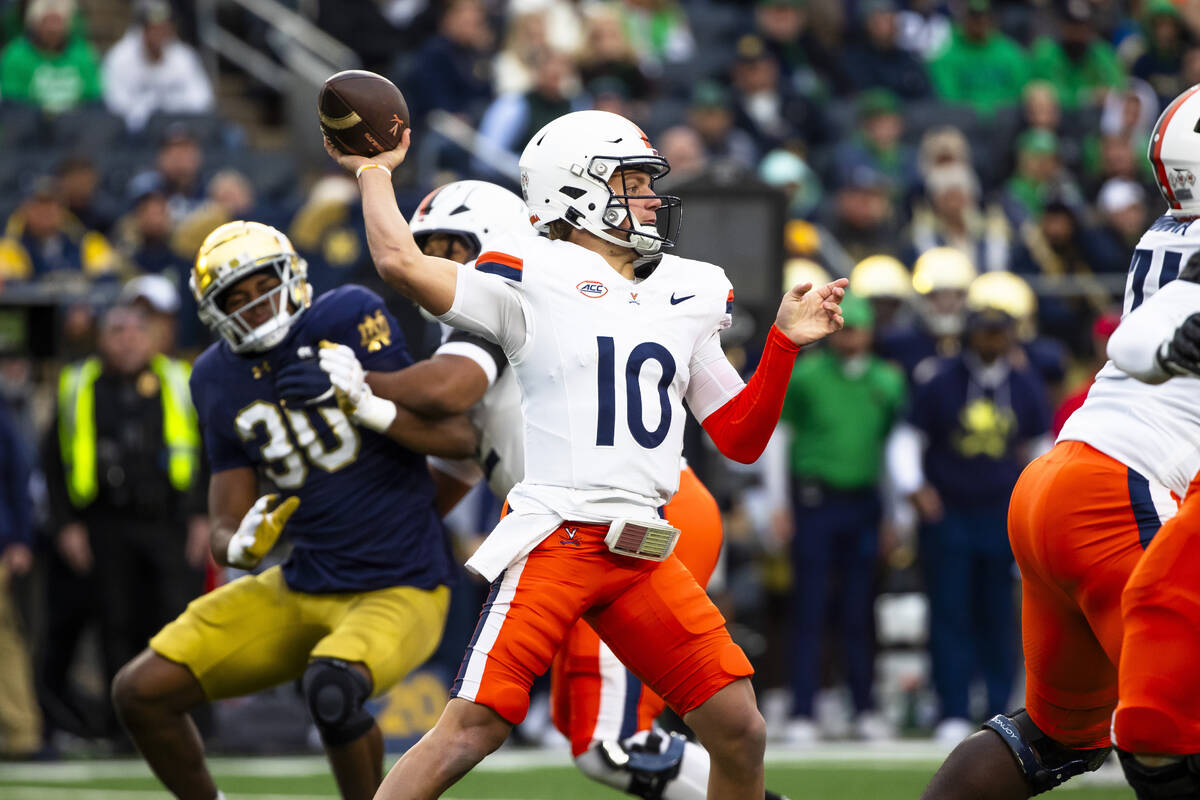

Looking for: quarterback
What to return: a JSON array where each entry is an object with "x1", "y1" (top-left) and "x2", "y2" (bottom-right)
[
  {"x1": 110, "y1": 221, "x2": 474, "y2": 800},
  {"x1": 326, "y1": 109, "x2": 845, "y2": 799},
  {"x1": 317, "y1": 179, "x2": 785, "y2": 800},
  {"x1": 921, "y1": 85, "x2": 1200, "y2": 799}
]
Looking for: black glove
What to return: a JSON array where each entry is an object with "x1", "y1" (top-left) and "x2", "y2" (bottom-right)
[
  {"x1": 275, "y1": 354, "x2": 334, "y2": 406},
  {"x1": 1159, "y1": 312, "x2": 1200, "y2": 377}
]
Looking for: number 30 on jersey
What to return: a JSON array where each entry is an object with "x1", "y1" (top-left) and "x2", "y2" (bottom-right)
[{"x1": 236, "y1": 401, "x2": 360, "y2": 488}]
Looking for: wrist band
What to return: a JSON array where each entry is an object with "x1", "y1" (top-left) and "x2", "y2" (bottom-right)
[{"x1": 356, "y1": 163, "x2": 392, "y2": 179}]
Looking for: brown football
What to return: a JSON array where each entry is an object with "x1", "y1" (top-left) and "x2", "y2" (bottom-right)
[{"x1": 318, "y1": 70, "x2": 409, "y2": 157}]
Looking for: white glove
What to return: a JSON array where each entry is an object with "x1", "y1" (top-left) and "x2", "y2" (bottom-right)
[
  {"x1": 317, "y1": 342, "x2": 397, "y2": 432},
  {"x1": 227, "y1": 493, "x2": 299, "y2": 568}
]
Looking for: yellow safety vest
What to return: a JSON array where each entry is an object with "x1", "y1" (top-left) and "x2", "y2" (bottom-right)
[{"x1": 57, "y1": 355, "x2": 200, "y2": 508}]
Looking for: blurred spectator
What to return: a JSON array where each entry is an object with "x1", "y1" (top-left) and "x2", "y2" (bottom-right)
[
  {"x1": 730, "y1": 34, "x2": 826, "y2": 153},
  {"x1": 613, "y1": 0, "x2": 695, "y2": 70},
  {"x1": 1021, "y1": 80, "x2": 1061, "y2": 135},
  {"x1": 895, "y1": 0, "x2": 952, "y2": 60},
  {"x1": 0, "y1": 177, "x2": 119, "y2": 282},
  {"x1": 752, "y1": 0, "x2": 834, "y2": 99},
  {"x1": 1090, "y1": 177, "x2": 1149, "y2": 275},
  {"x1": 42, "y1": 304, "x2": 206, "y2": 738},
  {"x1": 916, "y1": 125, "x2": 972, "y2": 184},
  {"x1": 831, "y1": 89, "x2": 914, "y2": 199},
  {"x1": 685, "y1": 81, "x2": 759, "y2": 171},
  {"x1": 777, "y1": 292, "x2": 905, "y2": 744},
  {"x1": 759, "y1": 148, "x2": 822, "y2": 219},
  {"x1": 119, "y1": 274, "x2": 181, "y2": 356},
  {"x1": 823, "y1": 164, "x2": 902, "y2": 264},
  {"x1": 1011, "y1": 197, "x2": 1116, "y2": 356},
  {"x1": 849, "y1": 253, "x2": 915, "y2": 337},
  {"x1": 999, "y1": 129, "x2": 1082, "y2": 226},
  {"x1": 655, "y1": 124, "x2": 709, "y2": 187},
  {"x1": 478, "y1": 49, "x2": 587, "y2": 163},
  {"x1": 492, "y1": 4, "x2": 553, "y2": 96},
  {"x1": 576, "y1": 4, "x2": 652, "y2": 103},
  {"x1": 838, "y1": 0, "x2": 931, "y2": 99},
  {"x1": 55, "y1": 154, "x2": 119, "y2": 236},
  {"x1": 1029, "y1": 0, "x2": 1124, "y2": 111},
  {"x1": 101, "y1": 0, "x2": 213, "y2": 132},
  {"x1": 0, "y1": 0, "x2": 101, "y2": 114},
  {"x1": 888, "y1": 300, "x2": 1050, "y2": 745},
  {"x1": 399, "y1": 0, "x2": 494, "y2": 123},
  {"x1": 171, "y1": 168, "x2": 264, "y2": 259},
  {"x1": 927, "y1": 0, "x2": 1029, "y2": 116},
  {"x1": 585, "y1": 76, "x2": 638, "y2": 124},
  {"x1": 906, "y1": 162, "x2": 1012, "y2": 273},
  {"x1": 1050, "y1": 310, "x2": 1121, "y2": 436},
  {"x1": 136, "y1": 124, "x2": 207, "y2": 225},
  {"x1": 0, "y1": 394, "x2": 40, "y2": 759},
  {"x1": 1081, "y1": 130, "x2": 1157, "y2": 200},
  {"x1": 879, "y1": 246, "x2": 976, "y2": 382},
  {"x1": 1131, "y1": 0, "x2": 1192, "y2": 108},
  {"x1": 113, "y1": 172, "x2": 185, "y2": 277}
]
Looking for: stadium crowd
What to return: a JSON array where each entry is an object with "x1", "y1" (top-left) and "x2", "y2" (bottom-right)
[{"x1": 0, "y1": 0, "x2": 1178, "y2": 765}]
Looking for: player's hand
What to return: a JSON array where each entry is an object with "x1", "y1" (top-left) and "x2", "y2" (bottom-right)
[
  {"x1": 1159, "y1": 312, "x2": 1200, "y2": 377},
  {"x1": 57, "y1": 523, "x2": 92, "y2": 575},
  {"x1": 323, "y1": 128, "x2": 410, "y2": 176},
  {"x1": 317, "y1": 341, "x2": 398, "y2": 433},
  {"x1": 275, "y1": 352, "x2": 335, "y2": 407},
  {"x1": 227, "y1": 494, "x2": 300, "y2": 569},
  {"x1": 774, "y1": 278, "x2": 848, "y2": 347},
  {"x1": 909, "y1": 484, "x2": 944, "y2": 523}
]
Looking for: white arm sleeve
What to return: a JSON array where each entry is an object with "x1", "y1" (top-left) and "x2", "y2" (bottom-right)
[
  {"x1": 1108, "y1": 279, "x2": 1200, "y2": 384},
  {"x1": 435, "y1": 339, "x2": 500, "y2": 387},
  {"x1": 886, "y1": 422, "x2": 927, "y2": 497},
  {"x1": 428, "y1": 456, "x2": 485, "y2": 488},
  {"x1": 685, "y1": 330, "x2": 746, "y2": 422},
  {"x1": 437, "y1": 266, "x2": 531, "y2": 358}
]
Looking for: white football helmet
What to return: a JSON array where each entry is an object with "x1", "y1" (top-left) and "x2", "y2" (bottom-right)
[
  {"x1": 410, "y1": 180, "x2": 535, "y2": 259},
  {"x1": 518, "y1": 110, "x2": 681, "y2": 256},
  {"x1": 190, "y1": 220, "x2": 312, "y2": 353},
  {"x1": 1149, "y1": 84, "x2": 1200, "y2": 217}
]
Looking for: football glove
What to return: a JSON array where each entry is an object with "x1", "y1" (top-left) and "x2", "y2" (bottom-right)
[
  {"x1": 317, "y1": 341, "x2": 397, "y2": 433},
  {"x1": 226, "y1": 493, "x2": 300, "y2": 568},
  {"x1": 1158, "y1": 312, "x2": 1200, "y2": 378},
  {"x1": 275, "y1": 347, "x2": 335, "y2": 407}
]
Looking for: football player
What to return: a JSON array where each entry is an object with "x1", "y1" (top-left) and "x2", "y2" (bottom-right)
[
  {"x1": 315, "y1": 179, "x2": 785, "y2": 800},
  {"x1": 326, "y1": 109, "x2": 845, "y2": 799},
  {"x1": 920, "y1": 85, "x2": 1200, "y2": 800},
  {"x1": 110, "y1": 221, "x2": 476, "y2": 800}
]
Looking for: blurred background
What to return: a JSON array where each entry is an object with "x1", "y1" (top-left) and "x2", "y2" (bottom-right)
[{"x1": 0, "y1": 0, "x2": 1170, "y2": 764}]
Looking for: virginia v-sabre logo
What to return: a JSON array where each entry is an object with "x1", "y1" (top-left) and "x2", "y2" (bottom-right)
[
  {"x1": 559, "y1": 527, "x2": 582, "y2": 547},
  {"x1": 577, "y1": 280, "x2": 608, "y2": 298}
]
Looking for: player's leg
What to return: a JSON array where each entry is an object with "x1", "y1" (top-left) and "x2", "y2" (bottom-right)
[
  {"x1": 305, "y1": 583, "x2": 450, "y2": 800},
  {"x1": 1114, "y1": 477, "x2": 1200, "y2": 799},
  {"x1": 375, "y1": 531, "x2": 601, "y2": 798},
  {"x1": 589, "y1": 554, "x2": 763, "y2": 799},
  {"x1": 113, "y1": 567, "x2": 326, "y2": 800}
]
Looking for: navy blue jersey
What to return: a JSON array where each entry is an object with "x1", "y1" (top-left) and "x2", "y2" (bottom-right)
[{"x1": 190, "y1": 284, "x2": 455, "y2": 594}]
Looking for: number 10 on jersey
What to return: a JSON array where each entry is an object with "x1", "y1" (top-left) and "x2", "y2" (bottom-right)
[{"x1": 595, "y1": 336, "x2": 677, "y2": 449}]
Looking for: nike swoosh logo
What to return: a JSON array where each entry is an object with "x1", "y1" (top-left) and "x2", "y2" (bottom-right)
[{"x1": 670, "y1": 293, "x2": 695, "y2": 305}]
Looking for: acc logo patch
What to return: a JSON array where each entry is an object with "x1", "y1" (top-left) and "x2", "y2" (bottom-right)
[{"x1": 577, "y1": 280, "x2": 608, "y2": 298}]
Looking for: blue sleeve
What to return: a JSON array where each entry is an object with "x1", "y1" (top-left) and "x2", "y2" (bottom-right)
[
  {"x1": 326, "y1": 286, "x2": 414, "y2": 373},
  {"x1": 191, "y1": 359, "x2": 254, "y2": 473},
  {"x1": 906, "y1": 374, "x2": 939, "y2": 435},
  {"x1": 0, "y1": 404, "x2": 31, "y2": 548},
  {"x1": 1017, "y1": 370, "x2": 1052, "y2": 441}
]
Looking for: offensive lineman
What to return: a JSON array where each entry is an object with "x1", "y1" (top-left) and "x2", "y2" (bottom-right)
[
  {"x1": 325, "y1": 110, "x2": 845, "y2": 799},
  {"x1": 920, "y1": 84, "x2": 1200, "y2": 799},
  {"x1": 110, "y1": 221, "x2": 474, "y2": 800},
  {"x1": 315, "y1": 179, "x2": 786, "y2": 800}
]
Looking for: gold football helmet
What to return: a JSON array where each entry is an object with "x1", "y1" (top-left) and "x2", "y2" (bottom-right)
[
  {"x1": 850, "y1": 255, "x2": 913, "y2": 299},
  {"x1": 191, "y1": 220, "x2": 312, "y2": 353},
  {"x1": 967, "y1": 270, "x2": 1037, "y2": 339}
]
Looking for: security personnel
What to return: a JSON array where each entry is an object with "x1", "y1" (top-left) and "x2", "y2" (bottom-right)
[{"x1": 42, "y1": 303, "x2": 206, "y2": 736}]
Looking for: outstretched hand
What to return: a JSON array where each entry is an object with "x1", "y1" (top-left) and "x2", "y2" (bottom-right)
[
  {"x1": 774, "y1": 278, "x2": 849, "y2": 347},
  {"x1": 323, "y1": 127, "x2": 411, "y2": 175}
]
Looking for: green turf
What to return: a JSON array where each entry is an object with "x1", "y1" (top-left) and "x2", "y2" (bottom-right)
[{"x1": 0, "y1": 760, "x2": 1136, "y2": 799}]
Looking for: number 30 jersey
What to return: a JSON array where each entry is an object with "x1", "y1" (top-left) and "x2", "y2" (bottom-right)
[
  {"x1": 190, "y1": 284, "x2": 455, "y2": 594},
  {"x1": 439, "y1": 234, "x2": 743, "y2": 580},
  {"x1": 1058, "y1": 214, "x2": 1200, "y2": 498}
]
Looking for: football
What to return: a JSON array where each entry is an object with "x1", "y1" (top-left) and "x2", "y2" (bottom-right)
[{"x1": 318, "y1": 69, "x2": 409, "y2": 157}]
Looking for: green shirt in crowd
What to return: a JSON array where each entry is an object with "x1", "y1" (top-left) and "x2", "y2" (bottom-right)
[
  {"x1": 0, "y1": 34, "x2": 102, "y2": 114},
  {"x1": 928, "y1": 26, "x2": 1029, "y2": 116},
  {"x1": 780, "y1": 349, "x2": 907, "y2": 490},
  {"x1": 1029, "y1": 37, "x2": 1125, "y2": 110}
]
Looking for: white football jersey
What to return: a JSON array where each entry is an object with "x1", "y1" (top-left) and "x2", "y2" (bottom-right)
[
  {"x1": 1058, "y1": 214, "x2": 1200, "y2": 498},
  {"x1": 439, "y1": 234, "x2": 738, "y2": 580}
]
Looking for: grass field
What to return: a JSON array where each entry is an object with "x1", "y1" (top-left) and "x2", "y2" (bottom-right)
[{"x1": 0, "y1": 743, "x2": 1136, "y2": 799}]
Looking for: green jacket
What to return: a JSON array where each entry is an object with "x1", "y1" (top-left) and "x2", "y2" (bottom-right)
[
  {"x1": 1029, "y1": 37, "x2": 1124, "y2": 110},
  {"x1": 928, "y1": 27, "x2": 1029, "y2": 115},
  {"x1": 0, "y1": 34, "x2": 101, "y2": 113}
]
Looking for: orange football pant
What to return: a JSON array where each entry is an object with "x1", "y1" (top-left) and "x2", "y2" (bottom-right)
[
  {"x1": 550, "y1": 466, "x2": 724, "y2": 755},
  {"x1": 1009, "y1": 441, "x2": 1176, "y2": 750}
]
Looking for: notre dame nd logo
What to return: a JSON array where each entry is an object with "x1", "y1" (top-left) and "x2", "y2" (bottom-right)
[
  {"x1": 358, "y1": 310, "x2": 392, "y2": 353},
  {"x1": 952, "y1": 398, "x2": 1015, "y2": 458}
]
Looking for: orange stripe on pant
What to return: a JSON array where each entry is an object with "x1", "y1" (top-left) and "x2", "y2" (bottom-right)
[
  {"x1": 550, "y1": 466, "x2": 724, "y2": 755},
  {"x1": 1009, "y1": 441, "x2": 1171, "y2": 750},
  {"x1": 1115, "y1": 468, "x2": 1200, "y2": 755},
  {"x1": 452, "y1": 499, "x2": 749, "y2": 727}
]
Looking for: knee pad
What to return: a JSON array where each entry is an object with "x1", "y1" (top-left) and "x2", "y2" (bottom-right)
[
  {"x1": 983, "y1": 709, "x2": 1111, "y2": 795},
  {"x1": 577, "y1": 731, "x2": 694, "y2": 800},
  {"x1": 1117, "y1": 749, "x2": 1200, "y2": 800},
  {"x1": 301, "y1": 658, "x2": 374, "y2": 747}
]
